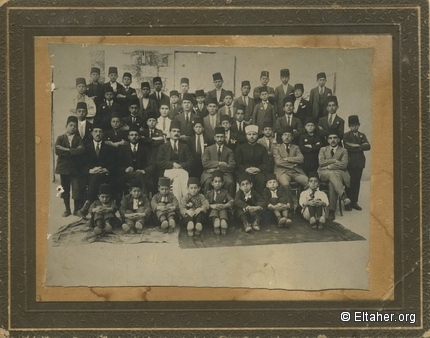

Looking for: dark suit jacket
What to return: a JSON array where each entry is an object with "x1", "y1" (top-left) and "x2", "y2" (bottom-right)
[
  {"x1": 234, "y1": 189, "x2": 267, "y2": 211},
  {"x1": 77, "y1": 120, "x2": 93, "y2": 145},
  {"x1": 230, "y1": 121, "x2": 247, "y2": 145},
  {"x1": 194, "y1": 104, "x2": 209, "y2": 118},
  {"x1": 206, "y1": 88, "x2": 229, "y2": 107},
  {"x1": 96, "y1": 101, "x2": 122, "y2": 130},
  {"x1": 168, "y1": 104, "x2": 182, "y2": 119},
  {"x1": 275, "y1": 114, "x2": 304, "y2": 143},
  {"x1": 299, "y1": 132, "x2": 325, "y2": 172},
  {"x1": 274, "y1": 84, "x2": 294, "y2": 114},
  {"x1": 140, "y1": 98, "x2": 159, "y2": 120},
  {"x1": 253, "y1": 86, "x2": 276, "y2": 105},
  {"x1": 86, "y1": 82, "x2": 105, "y2": 108},
  {"x1": 262, "y1": 186, "x2": 293, "y2": 205},
  {"x1": 122, "y1": 114, "x2": 146, "y2": 130},
  {"x1": 233, "y1": 96, "x2": 255, "y2": 121},
  {"x1": 294, "y1": 97, "x2": 312, "y2": 124},
  {"x1": 55, "y1": 133, "x2": 85, "y2": 175},
  {"x1": 252, "y1": 102, "x2": 276, "y2": 133},
  {"x1": 173, "y1": 111, "x2": 198, "y2": 137},
  {"x1": 224, "y1": 130, "x2": 238, "y2": 152},
  {"x1": 103, "y1": 81, "x2": 125, "y2": 94},
  {"x1": 317, "y1": 114, "x2": 345, "y2": 139},
  {"x1": 186, "y1": 134, "x2": 209, "y2": 177},
  {"x1": 218, "y1": 105, "x2": 237, "y2": 119},
  {"x1": 118, "y1": 142, "x2": 155, "y2": 175},
  {"x1": 149, "y1": 91, "x2": 170, "y2": 109},
  {"x1": 234, "y1": 142, "x2": 270, "y2": 176},
  {"x1": 156, "y1": 140, "x2": 194, "y2": 173},
  {"x1": 309, "y1": 86, "x2": 333, "y2": 119},
  {"x1": 120, "y1": 193, "x2": 152, "y2": 217},
  {"x1": 343, "y1": 131, "x2": 371, "y2": 169},
  {"x1": 83, "y1": 140, "x2": 114, "y2": 174}
]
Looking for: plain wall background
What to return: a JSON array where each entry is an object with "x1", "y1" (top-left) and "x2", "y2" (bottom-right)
[{"x1": 50, "y1": 43, "x2": 373, "y2": 179}]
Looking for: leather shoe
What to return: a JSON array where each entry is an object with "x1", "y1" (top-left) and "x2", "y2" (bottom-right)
[
  {"x1": 327, "y1": 210, "x2": 336, "y2": 221},
  {"x1": 344, "y1": 205, "x2": 352, "y2": 211},
  {"x1": 351, "y1": 203, "x2": 362, "y2": 211}
]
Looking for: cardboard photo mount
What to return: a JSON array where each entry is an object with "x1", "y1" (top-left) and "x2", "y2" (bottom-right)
[{"x1": 1, "y1": 1, "x2": 428, "y2": 335}]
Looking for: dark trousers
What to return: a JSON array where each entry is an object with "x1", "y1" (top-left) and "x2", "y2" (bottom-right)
[
  {"x1": 60, "y1": 174, "x2": 83, "y2": 201},
  {"x1": 346, "y1": 167, "x2": 363, "y2": 204},
  {"x1": 87, "y1": 173, "x2": 110, "y2": 202},
  {"x1": 183, "y1": 212, "x2": 206, "y2": 224}
]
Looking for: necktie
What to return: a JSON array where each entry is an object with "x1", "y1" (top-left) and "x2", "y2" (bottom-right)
[
  {"x1": 268, "y1": 139, "x2": 272, "y2": 152},
  {"x1": 163, "y1": 118, "x2": 166, "y2": 131},
  {"x1": 285, "y1": 144, "x2": 289, "y2": 156},
  {"x1": 328, "y1": 114, "x2": 333, "y2": 126},
  {"x1": 132, "y1": 116, "x2": 136, "y2": 124},
  {"x1": 227, "y1": 106, "x2": 231, "y2": 117},
  {"x1": 149, "y1": 129, "x2": 152, "y2": 138},
  {"x1": 263, "y1": 101, "x2": 267, "y2": 109},
  {"x1": 211, "y1": 116, "x2": 215, "y2": 129},
  {"x1": 158, "y1": 92, "x2": 161, "y2": 100},
  {"x1": 225, "y1": 133, "x2": 229, "y2": 143},
  {"x1": 310, "y1": 189, "x2": 316, "y2": 199},
  {"x1": 320, "y1": 87, "x2": 323, "y2": 95},
  {"x1": 214, "y1": 191, "x2": 217, "y2": 201},
  {"x1": 196, "y1": 136, "x2": 202, "y2": 156},
  {"x1": 80, "y1": 123, "x2": 85, "y2": 137},
  {"x1": 354, "y1": 133, "x2": 358, "y2": 138},
  {"x1": 244, "y1": 96, "x2": 248, "y2": 106},
  {"x1": 173, "y1": 141, "x2": 178, "y2": 154},
  {"x1": 239, "y1": 122, "x2": 243, "y2": 133},
  {"x1": 287, "y1": 116, "x2": 291, "y2": 126},
  {"x1": 95, "y1": 142, "x2": 100, "y2": 157},
  {"x1": 217, "y1": 146, "x2": 222, "y2": 160},
  {"x1": 330, "y1": 148, "x2": 335, "y2": 158},
  {"x1": 173, "y1": 104, "x2": 176, "y2": 109},
  {"x1": 186, "y1": 113, "x2": 189, "y2": 124},
  {"x1": 133, "y1": 144, "x2": 137, "y2": 154}
]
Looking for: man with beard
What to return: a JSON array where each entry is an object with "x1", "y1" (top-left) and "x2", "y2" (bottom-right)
[{"x1": 234, "y1": 125, "x2": 270, "y2": 194}]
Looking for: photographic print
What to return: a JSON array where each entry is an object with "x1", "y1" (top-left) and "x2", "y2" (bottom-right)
[{"x1": 44, "y1": 40, "x2": 374, "y2": 290}]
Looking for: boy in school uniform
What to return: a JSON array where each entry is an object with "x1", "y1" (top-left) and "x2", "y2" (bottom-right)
[
  {"x1": 71, "y1": 77, "x2": 97, "y2": 120},
  {"x1": 205, "y1": 170, "x2": 234, "y2": 235},
  {"x1": 253, "y1": 71, "x2": 276, "y2": 105},
  {"x1": 151, "y1": 177, "x2": 179, "y2": 233},
  {"x1": 274, "y1": 69, "x2": 294, "y2": 116},
  {"x1": 103, "y1": 67, "x2": 125, "y2": 102},
  {"x1": 206, "y1": 72, "x2": 229, "y2": 108},
  {"x1": 86, "y1": 67, "x2": 104, "y2": 111},
  {"x1": 343, "y1": 115, "x2": 371, "y2": 211},
  {"x1": 235, "y1": 172, "x2": 267, "y2": 233},
  {"x1": 317, "y1": 96, "x2": 345, "y2": 141},
  {"x1": 156, "y1": 99, "x2": 172, "y2": 140},
  {"x1": 275, "y1": 96, "x2": 304, "y2": 144},
  {"x1": 203, "y1": 97, "x2": 221, "y2": 141},
  {"x1": 252, "y1": 86, "x2": 276, "y2": 135},
  {"x1": 292, "y1": 83, "x2": 312, "y2": 125},
  {"x1": 141, "y1": 110, "x2": 165, "y2": 147},
  {"x1": 257, "y1": 121, "x2": 278, "y2": 157},
  {"x1": 103, "y1": 113, "x2": 129, "y2": 148},
  {"x1": 149, "y1": 76, "x2": 169, "y2": 109},
  {"x1": 116, "y1": 72, "x2": 137, "y2": 117},
  {"x1": 96, "y1": 86, "x2": 121, "y2": 131},
  {"x1": 299, "y1": 172, "x2": 329, "y2": 229},
  {"x1": 139, "y1": 82, "x2": 158, "y2": 121},
  {"x1": 220, "y1": 115, "x2": 238, "y2": 152},
  {"x1": 262, "y1": 173, "x2": 293, "y2": 228},
  {"x1": 230, "y1": 105, "x2": 248, "y2": 145},
  {"x1": 180, "y1": 177, "x2": 210, "y2": 237},
  {"x1": 217, "y1": 91, "x2": 236, "y2": 119},
  {"x1": 233, "y1": 80, "x2": 255, "y2": 122},
  {"x1": 299, "y1": 117, "x2": 325, "y2": 175},
  {"x1": 193, "y1": 89, "x2": 209, "y2": 118},
  {"x1": 186, "y1": 117, "x2": 208, "y2": 179},
  {"x1": 120, "y1": 179, "x2": 151, "y2": 234},
  {"x1": 75, "y1": 102, "x2": 93, "y2": 145},
  {"x1": 89, "y1": 183, "x2": 119, "y2": 235},
  {"x1": 168, "y1": 90, "x2": 182, "y2": 119},
  {"x1": 309, "y1": 72, "x2": 333, "y2": 120},
  {"x1": 122, "y1": 98, "x2": 145, "y2": 133},
  {"x1": 173, "y1": 93, "x2": 198, "y2": 142},
  {"x1": 55, "y1": 116, "x2": 86, "y2": 217},
  {"x1": 178, "y1": 77, "x2": 190, "y2": 103}
]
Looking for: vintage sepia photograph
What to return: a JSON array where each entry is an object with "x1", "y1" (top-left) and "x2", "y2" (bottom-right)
[{"x1": 44, "y1": 41, "x2": 373, "y2": 290}]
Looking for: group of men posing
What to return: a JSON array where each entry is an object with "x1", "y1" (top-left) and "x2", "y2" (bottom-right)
[{"x1": 56, "y1": 66, "x2": 370, "y2": 228}]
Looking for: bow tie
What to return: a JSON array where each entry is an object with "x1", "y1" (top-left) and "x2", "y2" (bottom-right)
[{"x1": 244, "y1": 192, "x2": 252, "y2": 201}]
